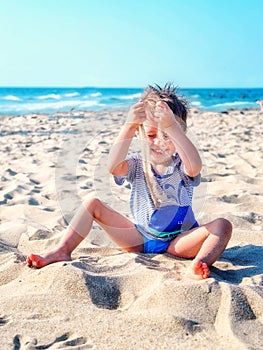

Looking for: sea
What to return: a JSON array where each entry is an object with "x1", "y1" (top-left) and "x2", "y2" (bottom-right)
[{"x1": 0, "y1": 86, "x2": 262, "y2": 116}]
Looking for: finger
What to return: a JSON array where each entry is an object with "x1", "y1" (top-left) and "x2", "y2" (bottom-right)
[
  {"x1": 135, "y1": 110, "x2": 147, "y2": 119},
  {"x1": 156, "y1": 100, "x2": 168, "y2": 108},
  {"x1": 154, "y1": 106, "x2": 166, "y2": 118},
  {"x1": 156, "y1": 100, "x2": 174, "y2": 116},
  {"x1": 134, "y1": 104, "x2": 146, "y2": 116},
  {"x1": 134, "y1": 101, "x2": 145, "y2": 109}
]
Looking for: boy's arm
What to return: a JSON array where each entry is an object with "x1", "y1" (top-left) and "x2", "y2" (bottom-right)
[
  {"x1": 108, "y1": 123, "x2": 137, "y2": 176},
  {"x1": 156, "y1": 101, "x2": 202, "y2": 178},
  {"x1": 108, "y1": 102, "x2": 146, "y2": 176},
  {"x1": 166, "y1": 123, "x2": 202, "y2": 178}
]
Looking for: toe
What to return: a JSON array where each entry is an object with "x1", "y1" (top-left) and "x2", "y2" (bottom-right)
[
  {"x1": 26, "y1": 255, "x2": 33, "y2": 267},
  {"x1": 201, "y1": 262, "x2": 210, "y2": 278},
  {"x1": 27, "y1": 254, "x2": 43, "y2": 269}
]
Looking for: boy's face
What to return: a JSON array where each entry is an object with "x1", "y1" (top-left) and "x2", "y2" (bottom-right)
[{"x1": 143, "y1": 126, "x2": 175, "y2": 165}]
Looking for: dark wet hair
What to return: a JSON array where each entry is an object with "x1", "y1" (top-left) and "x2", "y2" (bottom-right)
[{"x1": 141, "y1": 82, "x2": 189, "y2": 126}]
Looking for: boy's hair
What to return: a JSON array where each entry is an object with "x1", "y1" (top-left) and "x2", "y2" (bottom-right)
[{"x1": 141, "y1": 82, "x2": 189, "y2": 129}]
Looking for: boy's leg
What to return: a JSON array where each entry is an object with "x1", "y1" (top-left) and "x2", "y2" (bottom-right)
[
  {"x1": 27, "y1": 196, "x2": 144, "y2": 268},
  {"x1": 166, "y1": 218, "x2": 232, "y2": 279}
]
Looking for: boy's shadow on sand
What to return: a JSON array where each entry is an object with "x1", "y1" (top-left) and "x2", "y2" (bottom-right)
[{"x1": 210, "y1": 244, "x2": 263, "y2": 284}]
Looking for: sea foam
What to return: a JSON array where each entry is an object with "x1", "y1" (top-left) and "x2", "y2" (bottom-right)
[
  {"x1": 64, "y1": 92, "x2": 80, "y2": 97},
  {"x1": 3, "y1": 95, "x2": 21, "y2": 101},
  {"x1": 38, "y1": 94, "x2": 61, "y2": 100}
]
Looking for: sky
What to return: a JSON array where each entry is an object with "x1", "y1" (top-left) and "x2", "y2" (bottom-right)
[{"x1": 1, "y1": 0, "x2": 263, "y2": 88}]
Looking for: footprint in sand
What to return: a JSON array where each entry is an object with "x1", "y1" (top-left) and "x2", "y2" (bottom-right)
[
  {"x1": 13, "y1": 333, "x2": 93, "y2": 349},
  {"x1": 0, "y1": 315, "x2": 11, "y2": 326}
]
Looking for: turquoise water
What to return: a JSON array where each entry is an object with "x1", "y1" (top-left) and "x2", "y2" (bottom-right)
[{"x1": 0, "y1": 86, "x2": 262, "y2": 116}]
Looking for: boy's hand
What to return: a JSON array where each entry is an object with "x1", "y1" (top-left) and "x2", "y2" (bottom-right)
[
  {"x1": 126, "y1": 101, "x2": 146, "y2": 128},
  {"x1": 154, "y1": 101, "x2": 178, "y2": 129}
]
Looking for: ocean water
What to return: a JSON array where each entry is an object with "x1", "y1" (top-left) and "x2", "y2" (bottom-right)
[{"x1": 0, "y1": 86, "x2": 262, "y2": 116}]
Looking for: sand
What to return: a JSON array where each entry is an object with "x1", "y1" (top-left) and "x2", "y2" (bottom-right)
[{"x1": 0, "y1": 108, "x2": 262, "y2": 349}]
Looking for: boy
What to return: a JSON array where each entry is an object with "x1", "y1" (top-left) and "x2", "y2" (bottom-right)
[{"x1": 27, "y1": 83, "x2": 232, "y2": 280}]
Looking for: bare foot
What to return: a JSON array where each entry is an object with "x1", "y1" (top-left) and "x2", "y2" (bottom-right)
[
  {"x1": 26, "y1": 248, "x2": 71, "y2": 269},
  {"x1": 185, "y1": 259, "x2": 210, "y2": 280}
]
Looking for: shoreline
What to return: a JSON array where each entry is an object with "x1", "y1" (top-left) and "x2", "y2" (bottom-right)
[
  {"x1": 0, "y1": 105, "x2": 261, "y2": 116},
  {"x1": 1, "y1": 108, "x2": 262, "y2": 349}
]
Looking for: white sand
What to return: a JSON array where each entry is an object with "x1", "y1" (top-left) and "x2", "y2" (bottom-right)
[{"x1": 0, "y1": 108, "x2": 262, "y2": 349}]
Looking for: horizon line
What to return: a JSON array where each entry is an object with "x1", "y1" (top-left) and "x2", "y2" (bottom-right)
[{"x1": 0, "y1": 85, "x2": 263, "y2": 89}]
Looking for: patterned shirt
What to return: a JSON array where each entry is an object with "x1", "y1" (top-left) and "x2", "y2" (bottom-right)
[{"x1": 114, "y1": 153, "x2": 201, "y2": 241}]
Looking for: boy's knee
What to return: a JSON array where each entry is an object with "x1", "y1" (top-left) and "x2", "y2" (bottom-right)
[
  {"x1": 83, "y1": 196, "x2": 101, "y2": 208},
  {"x1": 83, "y1": 196, "x2": 99, "y2": 207},
  {"x1": 82, "y1": 196, "x2": 109, "y2": 221},
  {"x1": 213, "y1": 218, "x2": 233, "y2": 238}
]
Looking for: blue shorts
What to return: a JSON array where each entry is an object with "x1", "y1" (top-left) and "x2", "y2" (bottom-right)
[
  {"x1": 143, "y1": 238, "x2": 171, "y2": 253},
  {"x1": 136, "y1": 219, "x2": 199, "y2": 254},
  {"x1": 142, "y1": 205, "x2": 198, "y2": 253}
]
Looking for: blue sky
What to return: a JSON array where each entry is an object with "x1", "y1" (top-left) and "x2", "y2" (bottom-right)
[{"x1": 1, "y1": 0, "x2": 263, "y2": 87}]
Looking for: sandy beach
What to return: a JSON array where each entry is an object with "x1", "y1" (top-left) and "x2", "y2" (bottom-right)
[{"x1": 0, "y1": 108, "x2": 262, "y2": 349}]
